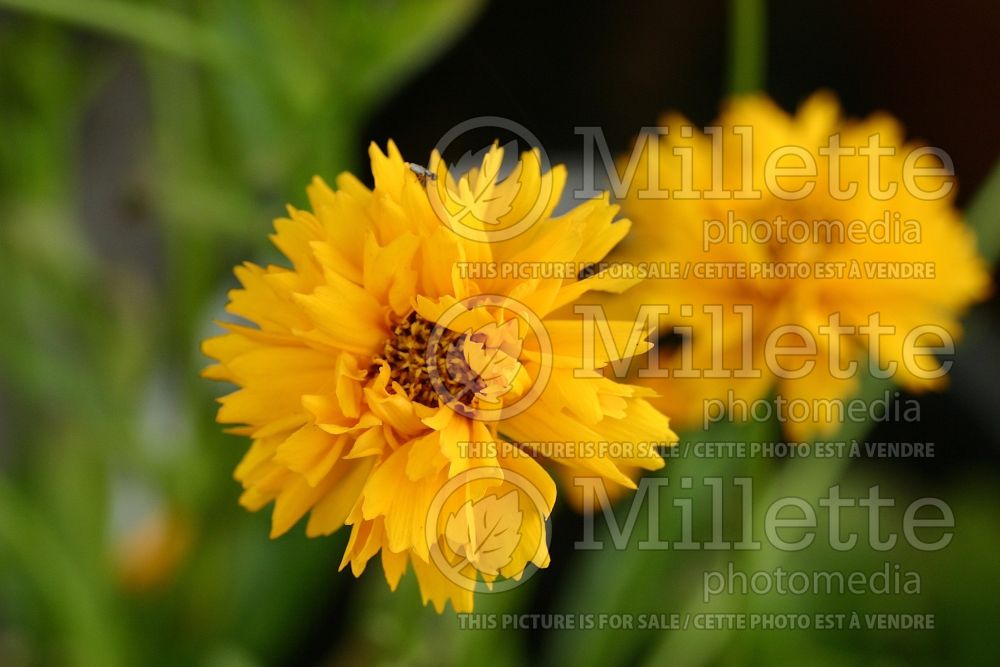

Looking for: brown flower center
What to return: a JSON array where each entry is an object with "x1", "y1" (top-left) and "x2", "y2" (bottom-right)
[{"x1": 373, "y1": 312, "x2": 486, "y2": 408}]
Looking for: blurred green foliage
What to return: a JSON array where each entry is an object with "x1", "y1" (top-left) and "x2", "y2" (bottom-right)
[
  {"x1": 0, "y1": 1, "x2": 998, "y2": 666},
  {"x1": 0, "y1": 2, "x2": 483, "y2": 665}
]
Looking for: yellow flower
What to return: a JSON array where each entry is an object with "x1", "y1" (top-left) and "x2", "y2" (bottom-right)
[
  {"x1": 203, "y1": 141, "x2": 676, "y2": 612},
  {"x1": 115, "y1": 507, "x2": 192, "y2": 593},
  {"x1": 607, "y1": 92, "x2": 990, "y2": 440}
]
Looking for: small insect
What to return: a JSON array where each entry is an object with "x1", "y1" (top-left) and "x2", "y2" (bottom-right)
[{"x1": 407, "y1": 162, "x2": 437, "y2": 186}]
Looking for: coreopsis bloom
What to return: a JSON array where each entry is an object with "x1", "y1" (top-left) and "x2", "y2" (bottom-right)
[
  {"x1": 605, "y1": 92, "x2": 989, "y2": 440},
  {"x1": 203, "y1": 142, "x2": 675, "y2": 612}
]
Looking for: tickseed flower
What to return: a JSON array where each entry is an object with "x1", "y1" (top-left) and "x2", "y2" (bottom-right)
[
  {"x1": 203, "y1": 141, "x2": 675, "y2": 612},
  {"x1": 605, "y1": 92, "x2": 990, "y2": 440}
]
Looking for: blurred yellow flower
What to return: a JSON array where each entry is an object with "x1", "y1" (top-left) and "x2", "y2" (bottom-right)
[
  {"x1": 203, "y1": 142, "x2": 675, "y2": 612},
  {"x1": 606, "y1": 92, "x2": 990, "y2": 440},
  {"x1": 115, "y1": 508, "x2": 192, "y2": 593}
]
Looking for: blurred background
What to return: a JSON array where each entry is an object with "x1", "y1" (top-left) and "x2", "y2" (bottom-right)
[{"x1": 1, "y1": 1, "x2": 998, "y2": 665}]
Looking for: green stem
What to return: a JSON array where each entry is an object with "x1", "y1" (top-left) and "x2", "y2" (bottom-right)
[{"x1": 728, "y1": 0, "x2": 767, "y2": 95}]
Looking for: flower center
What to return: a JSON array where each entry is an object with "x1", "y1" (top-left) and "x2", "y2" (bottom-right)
[{"x1": 375, "y1": 312, "x2": 486, "y2": 408}]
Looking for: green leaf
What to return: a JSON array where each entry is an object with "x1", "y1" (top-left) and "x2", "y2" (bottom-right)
[
  {"x1": 0, "y1": 477, "x2": 128, "y2": 667},
  {"x1": 0, "y1": 0, "x2": 236, "y2": 67},
  {"x1": 965, "y1": 159, "x2": 1000, "y2": 263}
]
